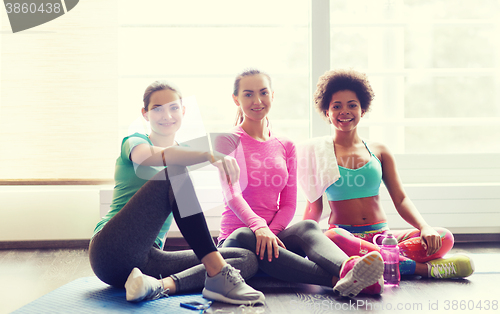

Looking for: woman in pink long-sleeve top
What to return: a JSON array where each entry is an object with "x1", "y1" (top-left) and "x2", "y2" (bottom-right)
[{"x1": 214, "y1": 69, "x2": 385, "y2": 297}]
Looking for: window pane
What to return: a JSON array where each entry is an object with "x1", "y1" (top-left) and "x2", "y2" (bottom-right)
[
  {"x1": 404, "y1": 0, "x2": 499, "y2": 19},
  {"x1": 405, "y1": 25, "x2": 497, "y2": 68},
  {"x1": 1, "y1": 0, "x2": 118, "y2": 180},
  {"x1": 118, "y1": 27, "x2": 309, "y2": 77},
  {"x1": 119, "y1": 0, "x2": 309, "y2": 26},
  {"x1": 330, "y1": 27, "x2": 369, "y2": 69},
  {"x1": 405, "y1": 126, "x2": 500, "y2": 154},
  {"x1": 405, "y1": 76, "x2": 496, "y2": 118},
  {"x1": 329, "y1": 0, "x2": 500, "y2": 154}
]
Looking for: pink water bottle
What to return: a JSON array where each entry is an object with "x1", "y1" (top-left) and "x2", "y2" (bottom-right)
[{"x1": 380, "y1": 233, "x2": 400, "y2": 286}]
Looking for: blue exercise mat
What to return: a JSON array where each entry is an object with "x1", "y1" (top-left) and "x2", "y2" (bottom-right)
[{"x1": 13, "y1": 276, "x2": 210, "y2": 313}]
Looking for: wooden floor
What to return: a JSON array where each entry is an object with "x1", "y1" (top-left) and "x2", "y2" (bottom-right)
[{"x1": 1, "y1": 242, "x2": 499, "y2": 314}]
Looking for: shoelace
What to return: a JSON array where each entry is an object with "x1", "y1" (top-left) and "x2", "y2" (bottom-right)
[
  {"x1": 147, "y1": 276, "x2": 170, "y2": 300},
  {"x1": 223, "y1": 266, "x2": 244, "y2": 285},
  {"x1": 432, "y1": 262, "x2": 457, "y2": 278},
  {"x1": 148, "y1": 287, "x2": 169, "y2": 300}
]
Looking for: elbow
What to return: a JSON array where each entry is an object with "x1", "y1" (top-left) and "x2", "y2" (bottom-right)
[
  {"x1": 391, "y1": 193, "x2": 407, "y2": 210},
  {"x1": 303, "y1": 209, "x2": 320, "y2": 222}
]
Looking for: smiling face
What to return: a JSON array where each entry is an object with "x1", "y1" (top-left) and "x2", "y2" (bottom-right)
[
  {"x1": 232, "y1": 74, "x2": 273, "y2": 123},
  {"x1": 326, "y1": 90, "x2": 365, "y2": 132},
  {"x1": 142, "y1": 89, "x2": 184, "y2": 138}
]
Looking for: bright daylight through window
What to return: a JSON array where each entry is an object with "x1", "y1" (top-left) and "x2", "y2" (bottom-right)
[{"x1": 0, "y1": 0, "x2": 498, "y2": 182}]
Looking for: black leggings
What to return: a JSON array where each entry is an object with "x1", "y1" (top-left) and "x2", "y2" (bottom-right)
[
  {"x1": 89, "y1": 166, "x2": 257, "y2": 291},
  {"x1": 220, "y1": 220, "x2": 348, "y2": 287}
]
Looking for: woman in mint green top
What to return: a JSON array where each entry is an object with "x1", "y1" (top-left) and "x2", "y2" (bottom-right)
[
  {"x1": 93, "y1": 132, "x2": 174, "y2": 249},
  {"x1": 88, "y1": 81, "x2": 264, "y2": 305},
  {"x1": 303, "y1": 69, "x2": 474, "y2": 281}
]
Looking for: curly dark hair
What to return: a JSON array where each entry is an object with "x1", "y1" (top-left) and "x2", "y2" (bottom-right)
[{"x1": 313, "y1": 69, "x2": 374, "y2": 123}]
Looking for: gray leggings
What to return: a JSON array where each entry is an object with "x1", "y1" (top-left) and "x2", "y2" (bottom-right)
[
  {"x1": 89, "y1": 167, "x2": 258, "y2": 292},
  {"x1": 219, "y1": 220, "x2": 348, "y2": 287}
]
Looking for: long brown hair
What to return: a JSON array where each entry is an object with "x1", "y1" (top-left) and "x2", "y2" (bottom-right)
[{"x1": 233, "y1": 69, "x2": 272, "y2": 125}]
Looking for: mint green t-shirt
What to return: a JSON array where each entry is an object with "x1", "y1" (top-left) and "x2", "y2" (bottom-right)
[{"x1": 93, "y1": 133, "x2": 173, "y2": 249}]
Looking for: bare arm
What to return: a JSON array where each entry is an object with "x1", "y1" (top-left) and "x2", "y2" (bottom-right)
[
  {"x1": 380, "y1": 143, "x2": 441, "y2": 255},
  {"x1": 303, "y1": 195, "x2": 324, "y2": 222},
  {"x1": 131, "y1": 143, "x2": 239, "y2": 185},
  {"x1": 130, "y1": 144, "x2": 210, "y2": 167}
]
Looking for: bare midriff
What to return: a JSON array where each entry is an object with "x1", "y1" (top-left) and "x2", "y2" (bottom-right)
[{"x1": 328, "y1": 194, "x2": 387, "y2": 226}]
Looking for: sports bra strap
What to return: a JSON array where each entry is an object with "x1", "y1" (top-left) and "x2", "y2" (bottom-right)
[
  {"x1": 325, "y1": 139, "x2": 382, "y2": 201},
  {"x1": 362, "y1": 140, "x2": 374, "y2": 156}
]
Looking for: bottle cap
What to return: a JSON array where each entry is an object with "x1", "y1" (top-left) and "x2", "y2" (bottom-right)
[{"x1": 382, "y1": 233, "x2": 398, "y2": 246}]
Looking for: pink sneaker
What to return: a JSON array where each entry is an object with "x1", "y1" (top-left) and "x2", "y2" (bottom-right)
[
  {"x1": 333, "y1": 251, "x2": 384, "y2": 297},
  {"x1": 360, "y1": 275, "x2": 384, "y2": 295}
]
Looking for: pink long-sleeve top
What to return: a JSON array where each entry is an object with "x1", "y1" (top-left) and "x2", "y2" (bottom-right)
[{"x1": 215, "y1": 126, "x2": 297, "y2": 242}]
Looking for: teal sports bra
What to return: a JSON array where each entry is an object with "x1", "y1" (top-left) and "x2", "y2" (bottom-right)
[{"x1": 324, "y1": 141, "x2": 382, "y2": 201}]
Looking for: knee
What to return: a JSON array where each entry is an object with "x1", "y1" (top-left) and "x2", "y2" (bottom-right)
[
  {"x1": 324, "y1": 229, "x2": 337, "y2": 241},
  {"x1": 324, "y1": 227, "x2": 350, "y2": 242},
  {"x1": 296, "y1": 219, "x2": 322, "y2": 234},
  {"x1": 439, "y1": 227, "x2": 454, "y2": 240},
  {"x1": 223, "y1": 227, "x2": 256, "y2": 250},
  {"x1": 437, "y1": 227, "x2": 454, "y2": 250},
  {"x1": 233, "y1": 227, "x2": 255, "y2": 241}
]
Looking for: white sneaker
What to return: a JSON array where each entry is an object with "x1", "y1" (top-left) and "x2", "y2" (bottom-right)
[
  {"x1": 333, "y1": 251, "x2": 385, "y2": 297},
  {"x1": 124, "y1": 267, "x2": 169, "y2": 302},
  {"x1": 203, "y1": 264, "x2": 265, "y2": 305}
]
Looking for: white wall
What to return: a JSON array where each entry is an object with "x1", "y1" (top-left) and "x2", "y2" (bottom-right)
[
  {"x1": 100, "y1": 182, "x2": 500, "y2": 236},
  {"x1": 2, "y1": 161, "x2": 500, "y2": 241},
  {"x1": 0, "y1": 185, "x2": 109, "y2": 241}
]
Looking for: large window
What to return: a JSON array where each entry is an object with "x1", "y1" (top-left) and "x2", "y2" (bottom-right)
[
  {"x1": 328, "y1": 0, "x2": 500, "y2": 154},
  {"x1": 1, "y1": 0, "x2": 499, "y2": 183},
  {"x1": 117, "y1": 0, "x2": 310, "y2": 145},
  {"x1": 0, "y1": 0, "x2": 310, "y2": 181}
]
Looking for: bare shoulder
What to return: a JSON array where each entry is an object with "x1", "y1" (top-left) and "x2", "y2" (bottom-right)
[{"x1": 364, "y1": 140, "x2": 392, "y2": 161}]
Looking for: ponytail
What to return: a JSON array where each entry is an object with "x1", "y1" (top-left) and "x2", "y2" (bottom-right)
[{"x1": 234, "y1": 107, "x2": 244, "y2": 126}]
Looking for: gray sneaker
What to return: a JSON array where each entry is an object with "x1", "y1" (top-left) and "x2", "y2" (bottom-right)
[{"x1": 202, "y1": 264, "x2": 265, "y2": 305}]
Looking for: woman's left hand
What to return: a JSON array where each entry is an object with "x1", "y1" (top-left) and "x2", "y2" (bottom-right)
[
  {"x1": 254, "y1": 226, "x2": 286, "y2": 262},
  {"x1": 420, "y1": 226, "x2": 442, "y2": 256}
]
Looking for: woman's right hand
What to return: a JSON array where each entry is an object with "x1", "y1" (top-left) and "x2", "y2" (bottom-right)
[
  {"x1": 207, "y1": 152, "x2": 240, "y2": 186},
  {"x1": 254, "y1": 227, "x2": 286, "y2": 262}
]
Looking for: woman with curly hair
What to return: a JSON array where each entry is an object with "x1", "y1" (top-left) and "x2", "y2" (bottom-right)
[{"x1": 301, "y1": 68, "x2": 474, "y2": 281}]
